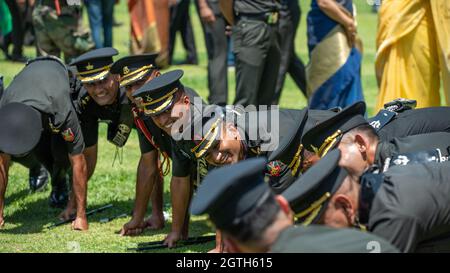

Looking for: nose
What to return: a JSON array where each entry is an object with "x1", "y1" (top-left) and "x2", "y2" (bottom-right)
[
  {"x1": 127, "y1": 85, "x2": 139, "y2": 94},
  {"x1": 92, "y1": 82, "x2": 104, "y2": 93},
  {"x1": 153, "y1": 112, "x2": 170, "y2": 127}
]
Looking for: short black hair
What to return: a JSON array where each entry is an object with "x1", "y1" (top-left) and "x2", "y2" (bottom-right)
[
  {"x1": 348, "y1": 124, "x2": 379, "y2": 142},
  {"x1": 224, "y1": 191, "x2": 281, "y2": 244}
]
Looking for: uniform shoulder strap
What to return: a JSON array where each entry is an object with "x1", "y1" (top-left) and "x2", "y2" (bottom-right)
[
  {"x1": 367, "y1": 109, "x2": 397, "y2": 132},
  {"x1": 26, "y1": 55, "x2": 67, "y2": 71}
]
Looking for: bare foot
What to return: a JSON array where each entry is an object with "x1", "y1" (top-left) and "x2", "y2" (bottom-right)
[
  {"x1": 144, "y1": 214, "x2": 165, "y2": 230},
  {"x1": 208, "y1": 247, "x2": 221, "y2": 253},
  {"x1": 58, "y1": 208, "x2": 76, "y2": 221}
]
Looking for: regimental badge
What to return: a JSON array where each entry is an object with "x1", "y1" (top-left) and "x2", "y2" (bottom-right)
[
  {"x1": 62, "y1": 128, "x2": 75, "y2": 142},
  {"x1": 123, "y1": 66, "x2": 130, "y2": 75},
  {"x1": 145, "y1": 94, "x2": 153, "y2": 103},
  {"x1": 85, "y1": 62, "x2": 94, "y2": 71},
  {"x1": 266, "y1": 161, "x2": 283, "y2": 177}
]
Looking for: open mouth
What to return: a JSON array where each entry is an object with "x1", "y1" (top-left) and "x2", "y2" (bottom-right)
[
  {"x1": 219, "y1": 153, "x2": 229, "y2": 165},
  {"x1": 96, "y1": 91, "x2": 108, "y2": 98},
  {"x1": 164, "y1": 121, "x2": 174, "y2": 129}
]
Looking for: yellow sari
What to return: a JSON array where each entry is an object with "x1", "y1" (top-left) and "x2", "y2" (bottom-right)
[{"x1": 375, "y1": 0, "x2": 450, "y2": 110}]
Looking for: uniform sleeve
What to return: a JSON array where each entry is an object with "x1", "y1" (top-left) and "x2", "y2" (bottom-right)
[
  {"x1": 137, "y1": 128, "x2": 156, "y2": 154},
  {"x1": 60, "y1": 109, "x2": 85, "y2": 155},
  {"x1": 369, "y1": 212, "x2": 422, "y2": 253},
  {"x1": 79, "y1": 113, "x2": 99, "y2": 148},
  {"x1": 171, "y1": 145, "x2": 193, "y2": 178}
]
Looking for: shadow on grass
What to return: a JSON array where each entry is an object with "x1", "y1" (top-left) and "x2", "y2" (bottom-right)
[
  {"x1": 124, "y1": 217, "x2": 216, "y2": 253},
  {"x1": 1, "y1": 197, "x2": 135, "y2": 235},
  {"x1": 2, "y1": 188, "x2": 214, "y2": 248},
  {"x1": 4, "y1": 188, "x2": 30, "y2": 206}
]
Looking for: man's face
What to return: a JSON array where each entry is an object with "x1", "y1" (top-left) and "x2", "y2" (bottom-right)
[
  {"x1": 205, "y1": 124, "x2": 243, "y2": 166},
  {"x1": 124, "y1": 71, "x2": 159, "y2": 104},
  {"x1": 337, "y1": 139, "x2": 368, "y2": 177},
  {"x1": 301, "y1": 150, "x2": 321, "y2": 173},
  {"x1": 318, "y1": 175, "x2": 360, "y2": 228},
  {"x1": 83, "y1": 73, "x2": 119, "y2": 106},
  {"x1": 151, "y1": 92, "x2": 190, "y2": 136}
]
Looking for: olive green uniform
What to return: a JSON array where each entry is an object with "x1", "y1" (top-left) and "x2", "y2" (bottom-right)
[
  {"x1": 271, "y1": 225, "x2": 399, "y2": 253},
  {"x1": 73, "y1": 85, "x2": 133, "y2": 149},
  {"x1": 374, "y1": 132, "x2": 450, "y2": 172},
  {"x1": 232, "y1": 0, "x2": 281, "y2": 106},
  {"x1": 361, "y1": 162, "x2": 450, "y2": 252},
  {"x1": 0, "y1": 57, "x2": 84, "y2": 186},
  {"x1": 32, "y1": 0, "x2": 94, "y2": 63}
]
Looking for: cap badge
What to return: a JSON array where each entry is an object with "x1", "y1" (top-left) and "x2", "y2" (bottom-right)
[
  {"x1": 123, "y1": 66, "x2": 130, "y2": 75},
  {"x1": 86, "y1": 63, "x2": 94, "y2": 71}
]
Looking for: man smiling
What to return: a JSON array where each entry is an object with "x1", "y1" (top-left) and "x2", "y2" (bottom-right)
[
  {"x1": 110, "y1": 53, "x2": 171, "y2": 236},
  {"x1": 133, "y1": 70, "x2": 208, "y2": 247},
  {"x1": 70, "y1": 48, "x2": 134, "y2": 184}
]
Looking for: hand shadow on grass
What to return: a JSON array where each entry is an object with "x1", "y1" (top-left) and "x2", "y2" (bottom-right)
[
  {"x1": 1, "y1": 198, "x2": 136, "y2": 234},
  {"x1": 1, "y1": 192, "x2": 213, "y2": 241}
]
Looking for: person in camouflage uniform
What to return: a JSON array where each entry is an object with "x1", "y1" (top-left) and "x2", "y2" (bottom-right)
[{"x1": 32, "y1": 0, "x2": 94, "y2": 63}]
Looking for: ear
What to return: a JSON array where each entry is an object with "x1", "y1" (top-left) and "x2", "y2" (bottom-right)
[
  {"x1": 182, "y1": 93, "x2": 190, "y2": 105},
  {"x1": 148, "y1": 70, "x2": 160, "y2": 81},
  {"x1": 354, "y1": 134, "x2": 368, "y2": 154},
  {"x1": 333, "y1": 194, "x2": 356, "y2": 225},
  {"x1": 275, "y1": 195, "x2": 294, "y2": 221},
  {"x1": 223, "y1": 235, "x2": 241, "y2": 253},
  {"x1": 225, "y1": 123, "x2": 240, "y2": 139},
  {"x1": 153, "y1": 70, "x2": 161, "y2": 77}
]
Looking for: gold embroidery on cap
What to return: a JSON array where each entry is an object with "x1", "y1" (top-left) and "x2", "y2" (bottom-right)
[
  {"x1": 313, "y1": 130, "x2": 342, "y2": 158},
  {"x1": 295, "y1": 192, "x2": 331, "y2": 225},
  {"x1": 288, "y1": 144, "x2": 303, "y2": 177},
  {"x1": 191, "y1": 118, "x2": 222, "y2": 158}
]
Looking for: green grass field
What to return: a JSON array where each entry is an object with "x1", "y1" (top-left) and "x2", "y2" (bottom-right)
[{"x1": 0, "y1": 1, "x2": 379, "y2": 253}]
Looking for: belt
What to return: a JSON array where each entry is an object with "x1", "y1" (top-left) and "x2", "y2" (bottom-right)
[
  {"x1": 236, "y1": 11, "x2": 279, "y2": 25},
  {"x1": 37, "y1": 0, "x2": 69, "y2": 7}
]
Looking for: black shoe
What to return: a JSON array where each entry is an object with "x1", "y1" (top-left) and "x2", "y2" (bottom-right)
[
  {"x1": 49, "y1": 190, "x2": 69, "y2": 209},
  {"x1": 113, "y1": 19, "x2": 123, "y2": 27},
  {"x1": 173, "y1": 59, "x2": 199, "y2": 65},
  {"x1": 29, "y1": 165, "x2": 49, "y2": 192},
  {"x1": 9, "y1": 54, "x2": 29, "y2": 63},
  {"x1": 49, "y1": 176, "x2": 69, "y2": 208}
]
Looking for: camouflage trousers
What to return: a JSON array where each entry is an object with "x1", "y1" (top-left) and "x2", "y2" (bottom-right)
[{"x1": 32, "y1": 4, "x2": 94, "y2": 63}]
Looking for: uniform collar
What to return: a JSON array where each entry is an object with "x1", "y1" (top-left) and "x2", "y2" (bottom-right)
[{"x1": 358, "y1": 170, "x2": 384, "y2": 225}]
